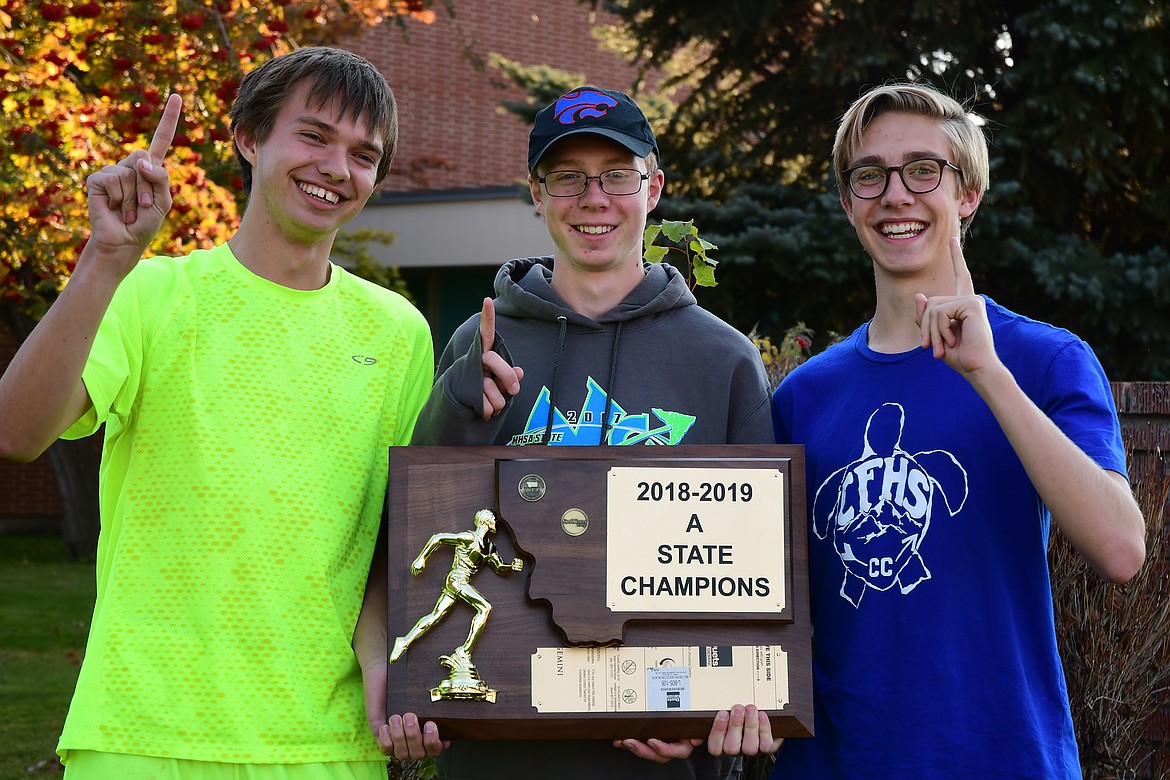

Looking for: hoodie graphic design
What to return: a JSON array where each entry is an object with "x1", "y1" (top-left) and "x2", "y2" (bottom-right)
[
  {"x1": 813, "y1": 402, "x2": 969, "y2": 607},
  {"x1": 510, "y1": 376, "x2": 696, "y2": 446}
]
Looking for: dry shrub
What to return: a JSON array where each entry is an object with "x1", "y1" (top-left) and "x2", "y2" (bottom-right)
[
  {"x1": 752, "y1": 324, "x2": 815, "y2": 392},
  {"x1": 1051, "y1": 446, "x2": 1170, "y2": 780}
]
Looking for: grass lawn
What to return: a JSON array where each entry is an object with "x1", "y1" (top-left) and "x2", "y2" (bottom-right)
[{"x1": 0, "y1": 536, "x2": 94, "y2": 778}]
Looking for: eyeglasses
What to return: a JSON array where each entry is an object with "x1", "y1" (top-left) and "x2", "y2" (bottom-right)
[
  {"x1": 537, "y1": 169, "x2": 650, "y2": 198},
  {"x1": 841, "y1": 157, "x2": 963, "y2": 200}
]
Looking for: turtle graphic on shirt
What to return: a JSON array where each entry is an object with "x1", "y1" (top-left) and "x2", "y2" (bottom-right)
[{"x1": 813, "y1": 402, "x2": 968, "y2": 607}]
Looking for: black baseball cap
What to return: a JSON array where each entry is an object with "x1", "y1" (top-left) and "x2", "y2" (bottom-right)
[{"x1": 528, "y1": 86, "x2": 659, "y2": 171}]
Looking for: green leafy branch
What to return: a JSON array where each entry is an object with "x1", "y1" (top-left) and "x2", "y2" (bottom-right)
[
  {"x1": 643, "y1": 219, "x2": 718, "y2": 289},
  {"x1": 643, "y1": 217, "x2": 835, "y2": 392}
]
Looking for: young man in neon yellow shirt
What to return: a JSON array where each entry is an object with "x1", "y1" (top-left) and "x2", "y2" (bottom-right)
[{"x1": 0, "y1": 47, "x2": 434, "y2": 780}]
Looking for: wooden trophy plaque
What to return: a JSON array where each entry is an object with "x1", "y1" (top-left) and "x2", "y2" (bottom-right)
[{"x1": 384, "y1": 444, "x2": 812, "y2": 741}]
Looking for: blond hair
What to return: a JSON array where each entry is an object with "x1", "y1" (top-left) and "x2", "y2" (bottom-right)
[{"x1": 834, "y1": 82, "x2": 988, "y2": 233}]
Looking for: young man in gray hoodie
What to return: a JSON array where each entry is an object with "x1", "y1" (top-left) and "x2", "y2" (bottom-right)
[{"x1": 364, "y1": 87, "x2": 779, "y2": 779}]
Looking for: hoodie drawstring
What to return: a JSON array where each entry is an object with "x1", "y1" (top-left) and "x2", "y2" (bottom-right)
[
  {"x1": 540, "y1": 318, "x2": 623, "y2": 446},
  {"x1": 598, "y1": 321, "x2": 622, "y2": 446},
  {"x1": 541, "y1": 316, "x2": 569, "y2": 445}
]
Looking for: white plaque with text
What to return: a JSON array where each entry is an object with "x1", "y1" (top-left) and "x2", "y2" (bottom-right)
[
  {"x1": 606, "y1": 467, "x2": 786, "y2": 613},
  {"x1": 530, "y1": 645, "x2": 789, "y2": 713}
]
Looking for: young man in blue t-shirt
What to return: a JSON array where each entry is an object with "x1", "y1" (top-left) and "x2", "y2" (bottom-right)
[{"x1": 770, "y1": 82, "x2": 1145, "y2": 779}]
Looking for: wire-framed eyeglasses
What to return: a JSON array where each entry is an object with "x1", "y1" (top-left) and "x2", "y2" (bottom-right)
[
  {"x1": 842, "y1": 157, "x2": 963, "y2": 200},
  {"x1": 537, "y1": 169, "x2": 650, "y2": 198}
]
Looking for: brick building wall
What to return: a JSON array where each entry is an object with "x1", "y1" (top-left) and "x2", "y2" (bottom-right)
[{"x1": 347, "y1": 0, "x2": 641, "y2": 193}]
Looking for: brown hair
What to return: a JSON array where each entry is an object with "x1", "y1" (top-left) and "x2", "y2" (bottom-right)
[{"x1": 229, "y1": 47, "x2": 397, "y2": 194}]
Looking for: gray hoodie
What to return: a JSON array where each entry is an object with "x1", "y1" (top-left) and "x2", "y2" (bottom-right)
[{"x1": 412, "y1": 256, "x2": 773, "y2": 450}]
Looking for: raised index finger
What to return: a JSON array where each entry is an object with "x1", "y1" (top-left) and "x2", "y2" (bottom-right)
[
  {"x1": 147, "y1": 93, "x2": 183, "y2": 164},
  {"x1": 479, "y1": 297, "x2": 496, "y2": 354},
  {"x1": 950, "y1": 236, "x2": 975, "y2": 297}
]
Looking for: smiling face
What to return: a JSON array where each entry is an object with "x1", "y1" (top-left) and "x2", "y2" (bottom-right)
[
  {"x1": 234, "y1": 82, "x2": 383, "y2": 247},
  {"x1": 529, "y1": 134, "x2": 664, "y2": 283},
  {"x1": 841, "y1": 111, "x2": 980, "y2": 282}
]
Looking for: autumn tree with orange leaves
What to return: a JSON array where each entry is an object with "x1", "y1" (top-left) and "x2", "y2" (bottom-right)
[{"x1": 0, "y1": 0, "x2": 435, "y2": 558}]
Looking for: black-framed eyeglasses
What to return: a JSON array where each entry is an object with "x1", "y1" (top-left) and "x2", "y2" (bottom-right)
[
  {"x1": 537, "y1": 169, "x2": 650, "y2": 197},
  {"x1": 841, "y1": 157, "x2": 963, "y2": 200}
]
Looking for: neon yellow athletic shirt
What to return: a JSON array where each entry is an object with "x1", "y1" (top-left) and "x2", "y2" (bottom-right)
[{"x1": 57, "y1": 244, "x2": 434, "y2": 764}]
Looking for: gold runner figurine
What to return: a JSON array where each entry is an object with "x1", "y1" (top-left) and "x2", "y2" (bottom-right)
[{"x1": 390, "y1": 509, "x2": 523, "y2": 702}]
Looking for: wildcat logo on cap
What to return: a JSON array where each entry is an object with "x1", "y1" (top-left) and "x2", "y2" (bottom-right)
[
  {"x1": 553, "y1": 89, "x2": 619, "y2": 125},
  {"x1": 527, "y1": 85, "x2": 660, "y2": 171}
]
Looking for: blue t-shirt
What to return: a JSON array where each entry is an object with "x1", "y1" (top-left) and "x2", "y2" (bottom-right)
[{"x1": 770, "y1": 298, "x2": 1125, "y2": 780}]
